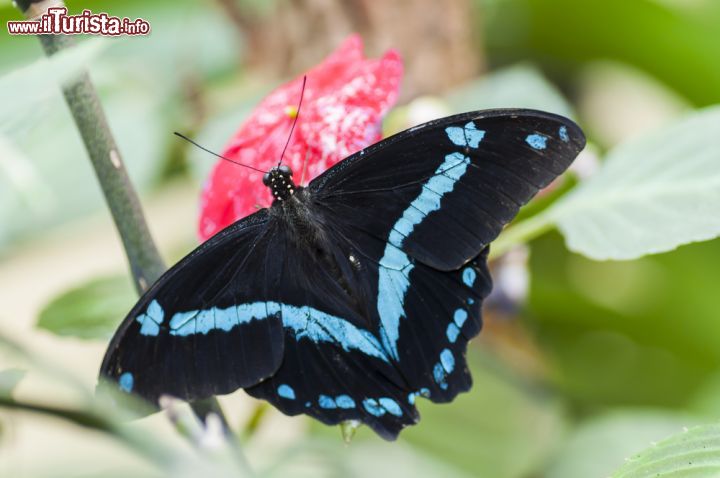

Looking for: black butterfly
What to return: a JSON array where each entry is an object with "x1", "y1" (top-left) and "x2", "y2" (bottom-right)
[{"x1": 100, "y1": 109, "x2": 585, "y2": 440}]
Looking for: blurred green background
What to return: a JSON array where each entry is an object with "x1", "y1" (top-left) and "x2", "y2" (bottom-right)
[{"x1": 1, "y1": 0, "x2": 720, "y2": 477}]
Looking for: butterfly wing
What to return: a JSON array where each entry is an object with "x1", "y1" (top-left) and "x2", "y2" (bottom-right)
[
  {"x1": 101, "y1": 108, "x2": 585, "y2": 440},
  {"x1": 245, "y1": 247, "x2": 491, "y2": 439},
  {"x1": 299, "y1": 109, "x2": 584, "y2": 405},
  {"x1": 311, "y1": 109, "x2": 585, "y2": 270},
  {"x1": 102, "y1": 206, "x2": 422, "y2": 438},
  {"x1": 100, "y1": 211, "x2": 288, "y2": 403},
  {"x1": 248, "y1": 109, "x2": 584, "y2": 439},
  {"x1": 244, "y1": 227, "x2": 422, "y2": 439}
]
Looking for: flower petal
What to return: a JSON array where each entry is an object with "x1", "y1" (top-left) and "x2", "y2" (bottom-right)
[{"x1": 198, "y1": 35, "x2": 403, "y2": 241}]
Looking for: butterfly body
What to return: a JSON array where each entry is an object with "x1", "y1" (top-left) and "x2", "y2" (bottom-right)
[{"x1": 100, "y1": 109, "x2": 585, "y2": 439}]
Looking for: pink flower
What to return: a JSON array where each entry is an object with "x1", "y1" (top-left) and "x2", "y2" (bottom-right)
[{"x1": 198, "y1": 34, "x2": 403, "y2": 241}]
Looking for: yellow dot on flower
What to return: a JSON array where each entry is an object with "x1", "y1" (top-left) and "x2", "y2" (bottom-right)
[{"x1": 284, "y1": 105, "x2": 298, "y2": 118}]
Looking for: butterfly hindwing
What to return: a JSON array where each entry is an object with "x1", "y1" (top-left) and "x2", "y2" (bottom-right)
[
  {"x1": 245, "y1": 245, "x2": 492, "y2": 438},
  {"x1": 244, "y1": 226, "x2": 417, "y2": 439},
  {"x1": 389, "y1": 248, "x2": 492, "y2": 401},
  {"x1": 245, "y1": 328, "x2": 419, "y2": 440}
]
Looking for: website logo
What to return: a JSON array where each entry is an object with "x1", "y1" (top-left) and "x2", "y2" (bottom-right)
[{"x1": 8, "y1": 7, "x2": 151, "y2": 36}]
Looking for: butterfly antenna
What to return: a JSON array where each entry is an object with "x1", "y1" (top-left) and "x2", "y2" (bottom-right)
[
  {"x1": 174, "y1": 132, "x2": 266, "y2": 173},
  {"x1": 278, "y1": 75, "x2": 307, "y2": 168}
]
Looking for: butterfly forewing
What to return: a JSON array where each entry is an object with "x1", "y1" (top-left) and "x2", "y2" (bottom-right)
[
  {"x1": 100, "y1": 211, "x2": 286, "y2": 403},
  {"x1": 312, "y1": 109, "x2": 585, "y2": 270}
]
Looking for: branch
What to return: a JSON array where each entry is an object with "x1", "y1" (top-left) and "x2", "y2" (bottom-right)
[{"x1": 18, "y1": 0, "x2": 164, "y2": 294}]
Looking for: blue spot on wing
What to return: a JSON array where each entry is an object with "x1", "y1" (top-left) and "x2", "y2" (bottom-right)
[
  {"x1": 278, "y1": 384, "x2": 295, "y2": 400},
  {"x1": 137, "y1": 317, "x2": 160, "y2": 336},
  {"x1": 446, "y1": 323, "x2": 460, "y2": 343},
  {"x1": 363, "y1": 398, "x2": 385, "y2": 417},
  {"x1": 454, "y1": 309, "x2": 468, "y2": 328},
  {"x1": 445, "y1": 122, "x2": 486, "y2": 148},
  {"x1": 433, "y1": 363, "x2": 448, "y2": 390},
  {"x1": 378, "y1": 398, "x2": 402, "y2": 417},
  {"x1": 407, "y1": 388, "x2": 431, "y2": 405},
  {"x1": 440, "y1": 349, "x2": 455, "y2": 373},
  {"x1": 316, "y1": 394, "x2": 356, "y2": 409},
  {"x1": 119, "y1": 372, "x2": 134, "y2": 393},
  {"x1": 462, "y1": 267, "x2": 476, "y2": 287},
  {"x1": 318, "y1": 395, "x2": 337, "y2": 409},
  {"x1": 433, "y1": 350, "x2": 455, "y2": 390},
  {"x1": 559, "y1": 125, "x2": 569, "y2": 142},
  {"x1": 363, "y1": 397, "x2": 403, "y2": 417},
  {"x1": 136, "y1": 299, "x2": 164, "y2": 336},
  {"x1": 335, "y1": 395, "x2": 356, "y2": 409},
  {"x1": 526, "y1": 134, "x2": 548, "y2": 150},
  {"x1": 446, "y1": 309, "x2": 468, "y2": 342},
  {"x1": 147, "y1": 300, "x2": 162, "y2": 319}
]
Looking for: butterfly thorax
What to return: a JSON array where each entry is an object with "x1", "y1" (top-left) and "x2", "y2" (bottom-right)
[
  {"x1": 263, "y1": 165, "x2": 296, "y2": 201},
  {"x1": 264, "y1": 165, "x2": 323, "y2": 245},
  {"x1": 262, "y1": 166, "x2": 348, "y2": 287},
  {"x1": 269, "y1": 185, "x2": 325, "y2": 245},
  {"x1": 270, "y1": 186, "x2": 366, "y2": 319}
]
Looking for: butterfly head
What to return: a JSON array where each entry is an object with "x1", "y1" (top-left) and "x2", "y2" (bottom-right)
[{"x1": 263, "y1": 165, "x2": 296, "y2": 202}]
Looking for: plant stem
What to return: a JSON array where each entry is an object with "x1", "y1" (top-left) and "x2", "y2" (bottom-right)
[
  {"x1": 242, "y1": 402, "x2": 269, "y2": 438},
  {"x1": 15, "y1": 0, "x2": 234, "y2": 445},
  {"x1": 38, "y1": 34, "x2": 165, "y2": 295}
]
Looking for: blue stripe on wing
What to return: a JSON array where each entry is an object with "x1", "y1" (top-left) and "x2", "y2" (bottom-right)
[
  {"x1": 375, "y1": 124, "x2": 485, "y2": 361},
  {"x1": 135, "y1": 300, "x2": 389, "y2": 363}
]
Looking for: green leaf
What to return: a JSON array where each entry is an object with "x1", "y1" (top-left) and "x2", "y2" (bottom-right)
[
  {"x1": 484, "y1": 0, "x2": 720, "y2": 107},
  {"x1": 612, "y1": 422, "x2": 720, "y2": 478},
  {"x1": 401, "y1": 351, "x2": 566, "y2": 478},
  {"x1": 0, "y1": 368, "x2": 26, "y2": 398},
  {"x1": 0, "y1": 134, "x2": 51, "y2": 214},
  {"x1": 527, "y1": 233, "x2": 720, "y2": 408},
  {"x1": 446, "y1": 63, "x2": 576, "y2": 118},
  {"x1": 37, "y1": 276, "x2": 136, "y2": 340},
  {"x1": 689, "y1": 371, "x2": 720, "y2": 420},
  {"x1": 546, "y1": 410, "x2": 698, "y2": 478},
  {"x1": 546, "y1": 106, "x2": 720, "y2": 260}
]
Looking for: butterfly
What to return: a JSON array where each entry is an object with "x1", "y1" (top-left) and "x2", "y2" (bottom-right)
[{"x1": 100, "y1": 109, "x2": 585, "y2": 440}]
